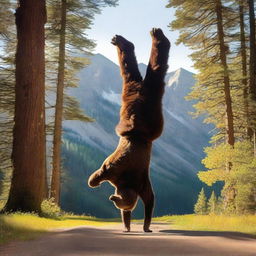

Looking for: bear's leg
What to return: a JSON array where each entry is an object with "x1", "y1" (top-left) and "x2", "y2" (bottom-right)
[
  {"x1": 144, "y1": 28, "x2": 170, "y2": 82},
  {"x1": 139, "y1": 179, "x2": 155, "y2": 232},
  {"x1": 111, "y1": 35, "x2": 142, "y2": 84},
  {"x1": 121, "y1": 210, "x2": 131, "y2": 232}
]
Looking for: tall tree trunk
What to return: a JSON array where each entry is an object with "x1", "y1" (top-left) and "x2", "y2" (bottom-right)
[
  {"x1": 239, "y1": 1, "x2": 250, "y2": 137},
  {"x1": 248, "y1": 0, "x2": 256, "y2": 101},
  {"x1": 215, "y1": 0, "x2": 235, "y2": 146},
  {"x1": 215, "y1": 0, "x2": 236, "y2": 211},
  {"x1": 5, "y1": 0, "x2": 46, "y2": 212},
  {"x1": 50, "y1": 0, "x2": 67, "y2": 205},
  {"x1": 44, "y1": 154, "x2": 49, "y2": 199}
]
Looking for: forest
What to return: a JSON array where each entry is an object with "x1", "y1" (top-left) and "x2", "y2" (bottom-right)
[
  {"x1": 0, "y1": 0, "x2": 118, "y2": 213},
  {"x1": 0, "y1": 0, "x2": 256, "y2": 218},
  {"x1": 168, "y1": 0, "x2": 256, "y2": 215}
]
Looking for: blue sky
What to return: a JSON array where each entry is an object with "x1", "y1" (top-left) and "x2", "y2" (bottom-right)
[{"x1": 87, "y1": 0, "x2": 195, "y2": 73}]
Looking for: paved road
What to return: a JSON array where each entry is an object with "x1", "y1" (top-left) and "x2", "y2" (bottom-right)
[{"x1": 1, "y1": 223, "x2": 256, "y2": 256}]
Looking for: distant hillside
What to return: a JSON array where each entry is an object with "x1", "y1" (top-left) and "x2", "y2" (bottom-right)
[{"x1": 61, "y1": 53, "x2": 212, "y2": 218}]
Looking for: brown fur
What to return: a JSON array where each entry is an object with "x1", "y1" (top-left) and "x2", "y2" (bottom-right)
[{"x1": 88, "y1": 28, "x2": 170, "y2": 232}]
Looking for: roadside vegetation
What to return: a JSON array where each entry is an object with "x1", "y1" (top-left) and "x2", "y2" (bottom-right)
[
  {"x1": 0, "y1": 212, "x2": 118, "y2": 245},
  {"x1": 154, "y1": 215, "x2": 256, "y2": 236}
]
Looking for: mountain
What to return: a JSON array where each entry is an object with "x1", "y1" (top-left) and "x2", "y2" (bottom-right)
[{"x1": 61, "y1": 53, "x2": 212, "y2": 218}]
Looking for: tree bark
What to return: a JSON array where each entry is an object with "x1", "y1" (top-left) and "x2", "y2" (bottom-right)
[
  {"x1": 50, "y1": 0, "x2": 67, "y2": 205},
  {"x1": 5, "y1": 0, "x2": 47, "y2": 212},
  {"x1": 239, "y1": 1, "x2": 250, "y2": 137},
  {"x1": 248, "y1": 0, "x2": 256, "y2": 100},
  {"x1": 215, "y1": 0, "x2": 235, "y2": 146}
]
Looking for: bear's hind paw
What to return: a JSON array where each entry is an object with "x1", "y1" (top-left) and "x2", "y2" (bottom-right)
[
  {"x1": 111, "y1": 35, "x2": 118, "y2": 46},
  {"x1": 150, "y1": 28, "x2": 164, "y2": 38},
  {"x1": 111, "y1": 35, "x2": 134, "y2": 51},
  {"x1": 150, "y1": 28, "x2": 170, "y2": 47}
]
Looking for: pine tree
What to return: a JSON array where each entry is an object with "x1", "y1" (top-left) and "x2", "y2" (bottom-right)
[
  {"x1": 215, "y1": 0, "x2": 235, "y2": 146},
  {"x1": 248, "y1": 0, "x2": 256, "y2": 101},
  {"x1": 247, "y1": 0, "x2": 256, "y2": 144},
  {"x1": 168, "y1": 0, "x2": 236, "y2": 145},
  {"x1": 50, "y1": 0, "x2": 68, "y2": 205},
  {"x1": 238, "y1": 0, "x2": 249, "y2": 137},
  {"x1": 207, "y1": 191, "x2": 217, "y2": 214},
  {"x1": 194, "y1": 188, "x2": 208, "y2": 215},
  {"x1": 47, "y1": 0, "x2": 117, "y2": 204},
  {"x1": 216, "y1": 196, "x2": 224, "y2": 214}
]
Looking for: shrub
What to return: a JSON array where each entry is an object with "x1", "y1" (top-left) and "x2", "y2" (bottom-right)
[{"x1": 41, "y1": 198, "x2": 62, "y2": 219}]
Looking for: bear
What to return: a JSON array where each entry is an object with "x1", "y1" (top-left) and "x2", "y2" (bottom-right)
[{"x1": 88, "y1": 28, "x2": 170, "y2": 232}]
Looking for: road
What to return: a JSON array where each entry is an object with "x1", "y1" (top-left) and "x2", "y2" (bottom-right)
[{"x1": 1, "y1": 223, "x2": 256, "y2": 256}]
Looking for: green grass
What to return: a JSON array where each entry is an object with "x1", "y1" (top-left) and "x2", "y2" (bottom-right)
[
  {"x1": 153, "y1": 214, "x2": 256, "y2": 236},
  {"x1": 0, "y1": 213, "x2": 119, "y2": 245}
]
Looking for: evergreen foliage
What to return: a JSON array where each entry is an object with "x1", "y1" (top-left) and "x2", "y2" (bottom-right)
[
  {"x1": 168, "y1": 0, "x2": 256, "y2": 214},
  {"x1": 0, "y1": 0, "x2": 15, "y2": 208},
  {"x1": 194, "y1": 188, "x2": 208, "y2": 215},
  {"x1": 207, "y1": 191, "x2": 217, "y2": 214},
  {"x1": 198, "y1": 141, "x2": 256, "y2": 214}
]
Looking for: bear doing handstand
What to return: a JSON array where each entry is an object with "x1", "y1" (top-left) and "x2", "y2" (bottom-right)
[{"x1": 88, "y1": 28, "x2": 170, "y2": 232}]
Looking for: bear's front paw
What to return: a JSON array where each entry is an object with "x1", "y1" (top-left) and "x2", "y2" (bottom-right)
[
  {"x1": 109, "y1": 194, "x2": 120, "y2": 201},
  {"x1": 111, "y1": 35, "x2": 134, "y2": 51}
]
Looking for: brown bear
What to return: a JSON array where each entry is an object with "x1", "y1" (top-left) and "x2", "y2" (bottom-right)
[{"x1": 88, "y1": 28, "x2": 170, "y2": 232}]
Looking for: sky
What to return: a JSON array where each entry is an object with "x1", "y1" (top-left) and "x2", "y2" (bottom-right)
[{"x1": 87, "y1": 0, "x2": 195, "y2": 73}]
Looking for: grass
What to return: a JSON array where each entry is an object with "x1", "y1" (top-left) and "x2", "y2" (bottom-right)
[
  {"x1": 0, "y1": 213, "x2": 119, "y2": 245},
  {"x1": 153, "y1": 214, "x2": 256, "y2": 236}
]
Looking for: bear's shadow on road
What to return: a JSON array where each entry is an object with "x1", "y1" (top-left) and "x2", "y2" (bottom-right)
[
  {"x1": 159, "y1": 229, "x2": 256, "y2": 241},
  {"x1": 59, "y1": 227, "x2": 256, "y2": 242}
]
